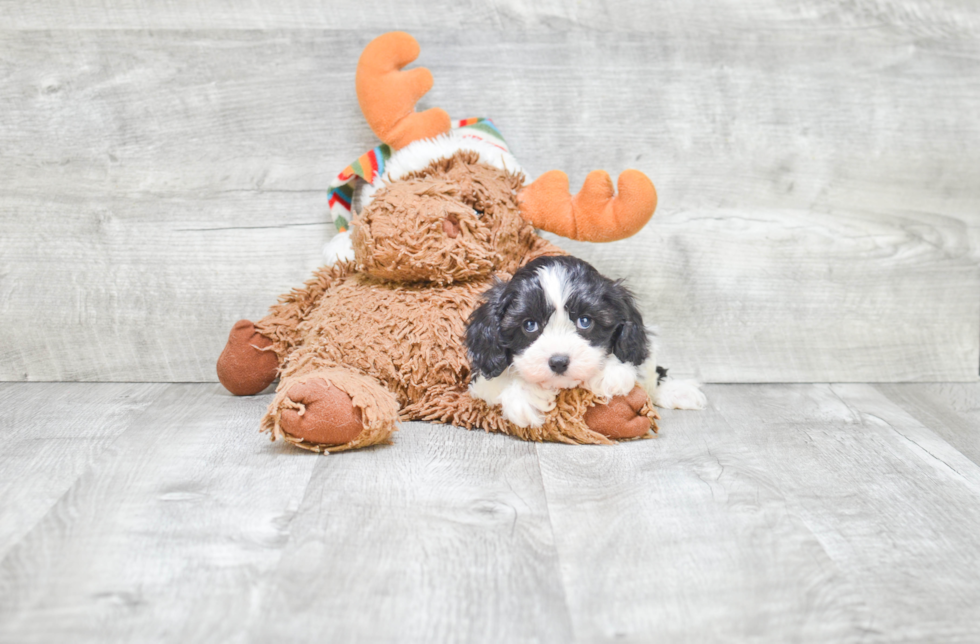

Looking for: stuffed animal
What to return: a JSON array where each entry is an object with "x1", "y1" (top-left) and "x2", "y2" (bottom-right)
[{"x1": 216, "y1": 32, "x2": 661, "y2": 452}]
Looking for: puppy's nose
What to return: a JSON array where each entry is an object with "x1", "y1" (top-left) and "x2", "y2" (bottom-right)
[{"x1": 548, "y1": 355, "x2": 570, "y2": 375}]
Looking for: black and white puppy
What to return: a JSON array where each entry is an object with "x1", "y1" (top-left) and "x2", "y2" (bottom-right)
[{"x1": 466, "y1": 255, "x2": 705, "y2": 428}]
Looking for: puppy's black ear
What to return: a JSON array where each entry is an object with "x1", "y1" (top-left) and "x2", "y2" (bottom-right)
[
  {"x1": 466, "y1": 280, "x2": 510, "y2": 379},
  {"x1": 612, "y1": 285, "x2": 649, "y2": 366}
]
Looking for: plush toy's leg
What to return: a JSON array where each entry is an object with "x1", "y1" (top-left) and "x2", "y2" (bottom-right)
[
  {"x1": 217, "y1": 265, "x2": 354, "y2": 396},
  {"x1": 262, "y1": 368, "x2": 400, "y2": 453},
  {"x1": 216, "y1": 320, "x2": 279, "y2": 396},
  {"x1": 584, "y1": 385, "x2": 659, "y2": 439}
]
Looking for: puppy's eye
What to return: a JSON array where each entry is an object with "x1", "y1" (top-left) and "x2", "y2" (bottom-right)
[
  {"x1": 576, "y1": 316, "x2": 593, "y2": 330},
  {"x1": 522, "y1": 319, "x2": 539, "y2": 334},
  {"x1": 474, "y1": 208, "x2": 484, "y2": 218}
]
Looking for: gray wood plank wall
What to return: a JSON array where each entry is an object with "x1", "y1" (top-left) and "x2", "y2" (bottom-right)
[{"x1": 1, "y1": 1, "x2": 978, "y2": 383}]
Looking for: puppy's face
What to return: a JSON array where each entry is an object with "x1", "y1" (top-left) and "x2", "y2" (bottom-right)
[{"x1": 467, "y1": 256, "x2": 649, "y2": 389}]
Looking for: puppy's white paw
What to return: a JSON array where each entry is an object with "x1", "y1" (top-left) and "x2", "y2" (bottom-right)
[
  {"x1": 469, "y1": 374, "x2": 507, "y2": 405},
  {"x1": 585, "y1": 358, "x2": 638, "y2": 399},
  {"x1": 648, "y1": 379, "x2": 707, "y2": 410},
  {"x1": 500, "y1": 381, "x2": 556, "y2": 428},
  {"x1": 501, "y1": 398, "x2": 545, "y2": 428}
]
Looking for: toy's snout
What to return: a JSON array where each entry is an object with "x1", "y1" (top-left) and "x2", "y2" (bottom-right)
[
  {"x1": 442, "y1": 214, "x2": 460, "y2": 238},
  {"x1": 351, "y1": 178, "x2": 500, "y2": 285}
]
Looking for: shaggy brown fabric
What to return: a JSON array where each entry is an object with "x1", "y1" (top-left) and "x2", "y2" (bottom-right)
[
  {"x1": 274, "y1": 274, "x2": 488, "y2": 402},
  {"x1": 263, "y1": 368, "x2": 400, "y2": 453},
  {"x1": 584, "y1": 385, "x2": 660, "y2": 439},
  {"x1": 352, "y1": 151, "x2": 537, "y2": 284},
  {"x1": 254, "y1": 261, "x2": 355, "y2": 362},
  {"x1": 403, "y1": 151, "x2": 538, "y2": 276},
  {"x1": 226, "y1": 153, "x2": 658, "y2": 451},
  {"x1": 216, "y1": 320, "x2": 279, "y2": 396}
]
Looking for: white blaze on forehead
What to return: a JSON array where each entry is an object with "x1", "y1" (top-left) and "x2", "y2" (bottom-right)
[{"x1": 535, "y1": 263, "x2": 572, "y2": 329}]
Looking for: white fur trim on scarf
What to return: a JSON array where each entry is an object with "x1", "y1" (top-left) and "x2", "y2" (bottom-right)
[
  {"x1": 323, "y1": 230, "x2": 354, "y2": 265},
  {"x1": 358, "y1": 130, "x2": 522, "y2": 208}
]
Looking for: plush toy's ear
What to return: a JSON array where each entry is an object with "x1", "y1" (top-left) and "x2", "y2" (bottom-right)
[
  {"x1": 611, "y1": 285, "x2": 650, "y2": 366},
  {"x1": 466, "y1": 280, "x2": 511, "y2": 379}
]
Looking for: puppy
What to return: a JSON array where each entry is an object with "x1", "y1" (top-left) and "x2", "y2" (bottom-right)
[{"x1": 466, "y1": 256, "x2": 705, "y2": 428}]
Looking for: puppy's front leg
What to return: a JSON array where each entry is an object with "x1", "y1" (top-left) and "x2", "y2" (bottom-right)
[
  {"x1": 470, "y1": 373, "x2": 557, "y2": 428},
  {"x1": 499, "y1": 380, "x2": 557, "y2": 428},
  {"x1": 585, "y1": 356, "x2": 639, "y2": 400}
]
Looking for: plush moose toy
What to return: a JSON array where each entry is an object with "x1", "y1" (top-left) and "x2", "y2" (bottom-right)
[{"x1": 216, "y1": 32, "x2": 661, "y2": 452}]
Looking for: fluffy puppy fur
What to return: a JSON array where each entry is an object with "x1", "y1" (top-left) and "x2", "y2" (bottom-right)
[
  {"x1": 640, "y1": 340, "x2": 708, "y2": 413},
  {"x1": 467, "y1": 256, "x2": 707, "y2": 427},
  {"x1": 467, "y1": 256, "x2": 644, "y2": 427}
]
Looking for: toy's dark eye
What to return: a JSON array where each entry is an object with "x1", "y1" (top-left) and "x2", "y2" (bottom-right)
[
  {"x1": 576, "y1": 316, "x2": 593, "y2": 330},
  {"x1": 474, "y1": 208, "x2": 485, "y2": 218},
  {"x1": 523, "y1": 319, "x2": 539, "y2": 333}
]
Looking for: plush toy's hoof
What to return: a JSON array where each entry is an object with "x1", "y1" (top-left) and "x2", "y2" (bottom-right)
[
  {"x1": 266, "y1": 370, "x2": 400, "y2": 452},
  {"x1": 217, "y1": 320, "x2": 279, "y2": 395},
  {"x1": 278, "y1": 378, "x2": 365, "y2": 446},
  {"x1": 584, "y1": 385, "x2": 658, "y2": 439}
]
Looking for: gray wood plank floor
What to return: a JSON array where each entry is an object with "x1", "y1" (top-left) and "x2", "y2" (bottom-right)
[{"x1": 3, "y1": 382, "x2": 980, "y2": 643}]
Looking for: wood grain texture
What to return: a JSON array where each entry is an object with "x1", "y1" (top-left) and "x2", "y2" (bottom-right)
[
  {"x1": 4, "y1": 382, "x2": 980, "y2": 641},
  {"x1": 1, "y1": 191, "x2": 331, "y2": 381},
  {"x1": 252, "y1": 421, "x2": 573, "y2": 643},
  {"x1": 1, "y1": 0, "x2": 978, "y2": 31},
  {"x1": 876, "y1": 382, "x2": 980, "y2": 467},
  {"x1": 537, "y1": 384, "x2": 980, "y2": 642},
  {"x1": 552, "y1": 208, "x2": 978, "y2": 382},
  {"x1": 1, "y1": 7, "x2": 979, "y2": 382},
  {"x1": 0, "y1": 384, "x2": 318, "y2": 643},
  {"x1": 0, "y1": 382, "x2": 163, "y2": 561}
]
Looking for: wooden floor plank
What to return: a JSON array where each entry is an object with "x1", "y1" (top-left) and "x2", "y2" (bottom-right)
[
  {"x1": 778, "y1": 384, "x2": 980, "y2": 641},
  {"x1": 0, "y1": 382, "x2": 164, "y2": 560},
  {"x1": 536, "y1": 386, "x2": 869, "y2": 642},
  {"x1": 537, "y1": 384, "x2": 980, "y2": 642},
  {"x1": 876, "y1": 383, "x2": 980, "y2": 468},
  {"x1": 251, "y1": 421, "x2": 573, "y2": 644},
  {"x1": 4, "y1": 383, "x2": 980, "y2": 642},
  {"x1": 0, "y1": 383, "x2": 318, "y2": 644}
]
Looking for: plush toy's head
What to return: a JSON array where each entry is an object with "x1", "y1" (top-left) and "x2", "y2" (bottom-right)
[
  {"x1": 326, "y1": 31, "x2": 660, "y2": 283},
  {"x1": 351, "y1": 151, "x2": 536, "y2": 284}
]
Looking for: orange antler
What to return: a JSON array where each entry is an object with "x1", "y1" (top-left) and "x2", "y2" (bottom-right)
[
  {"x1": 356, "y1": 32, "x2": 452, "y2": 150},
  {"x1": 518, "y1": 169, "x2": 658, "y2": 242}
]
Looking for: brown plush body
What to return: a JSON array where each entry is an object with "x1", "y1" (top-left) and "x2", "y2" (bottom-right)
[
  {"x1": 218, "y1": 154, "x2": 657, "y2": 451},
  {"x1": 216, "y1": 32, "x2": 662, "y2": 452}
]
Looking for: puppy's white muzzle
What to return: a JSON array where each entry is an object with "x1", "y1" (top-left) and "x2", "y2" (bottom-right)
[{"x1": 512, "y1": 331, "x2": 604, "y2": 391}]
